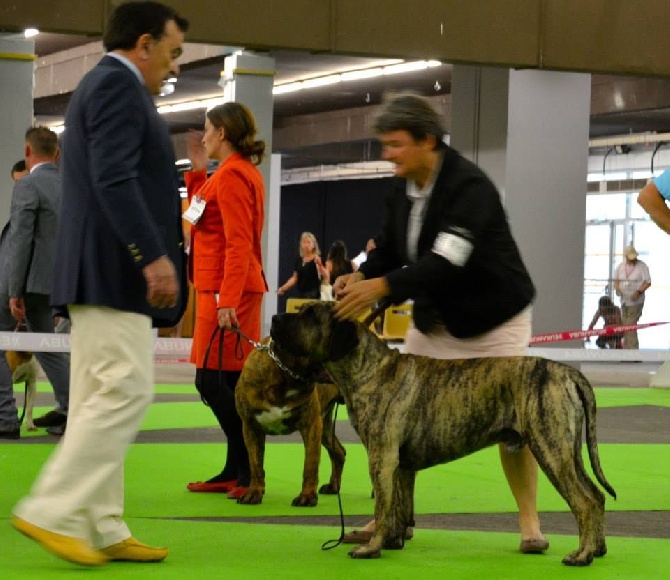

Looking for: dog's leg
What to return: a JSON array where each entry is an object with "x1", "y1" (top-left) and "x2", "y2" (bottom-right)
[
  {"x1": 349, "y1": 447, "x2": 399, "y2": 559},
  {"x1": 384, "y1": 467, "x2": 416, "y2": 550},
  {"x1": 25, "y1": 377, "x2": 37, "y2": 431},
  {"x1": 318, "y1": 399, "x2": 346, "y2": 494},
  {"x1": 292, "y1": 405, "x2": 322, "y2": 507},
  {"x1": 237, "y1": 421, "x2": 267, "y2": 505},
  {"x1": 528, "y1": 425, "x2": 605, "y2": 566}
]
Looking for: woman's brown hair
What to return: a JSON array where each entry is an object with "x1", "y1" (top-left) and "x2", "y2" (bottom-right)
[{"x1": 206, "y1": 102, "x2": 266, "y2": 165}]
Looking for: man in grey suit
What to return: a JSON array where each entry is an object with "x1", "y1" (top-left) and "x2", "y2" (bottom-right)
[
  {"x1": 0, "y1": 132, "x2": 70, "y2": 439},
  {"x1": 12, "y1": 1, "x2": 188, "y2": 568}
]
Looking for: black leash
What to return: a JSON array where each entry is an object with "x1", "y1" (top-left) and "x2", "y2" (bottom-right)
[
  {"x1": 321, "y1": 399, "x2": 346, "y2": 550},
  {"x1": 363, "y1": 301, "x2": 391, "y2": 328}
]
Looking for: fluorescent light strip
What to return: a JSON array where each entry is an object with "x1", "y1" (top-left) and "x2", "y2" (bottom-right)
[{"x1": 272, "y1": 59, "x2": 442, "y2": 95}]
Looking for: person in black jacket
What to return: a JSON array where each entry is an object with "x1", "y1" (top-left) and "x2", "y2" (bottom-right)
[{"x1": 334, "y1": 93, "x2": 546, "y2": 554}]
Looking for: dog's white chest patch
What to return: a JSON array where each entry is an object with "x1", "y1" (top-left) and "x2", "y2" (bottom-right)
[{"x1": 256, "y1": 406, "x2": 293, "y2": 434}]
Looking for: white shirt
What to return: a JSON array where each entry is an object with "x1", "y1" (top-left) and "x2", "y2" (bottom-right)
[
  {"x1": 615, "y1": 259, "x2": 651, "y2": 306},
  {"x1": 405, "y1": 154, "x2": 443, "y2": 263}
]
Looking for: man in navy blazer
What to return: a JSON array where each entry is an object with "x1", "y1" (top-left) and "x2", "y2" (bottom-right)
[{"x1": 13, "y1": 2, "x2": 189, "y2": 567}]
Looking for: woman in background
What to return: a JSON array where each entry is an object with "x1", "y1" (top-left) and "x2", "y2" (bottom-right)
[
  {"x1": 325, "y1": 239, "x2": 355, "y2": 286},
  {"x1": 277, "y1": 232, "x2": 328, "y2": 298},
  {"x1": 183, "y1": 102, "x2": 268, "y2": 498}
]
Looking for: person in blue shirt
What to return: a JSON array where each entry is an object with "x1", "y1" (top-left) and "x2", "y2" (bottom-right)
[{"x1": 638, "y1": 169, "x2": 670, "y2": 235}]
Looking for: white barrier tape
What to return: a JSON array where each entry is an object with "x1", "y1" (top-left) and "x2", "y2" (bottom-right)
[
  {"x1": 0, "y1": 332, "x2": 192, "y2": 357},
  {"x1": 1, "y1": 332, "x2": 668, "y2": 364}
]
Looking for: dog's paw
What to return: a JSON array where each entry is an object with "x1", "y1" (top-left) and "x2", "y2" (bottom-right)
[
  {"x1": 348, "y1": 545, "x2": 381, "y2": 559},
  {"x1": 318, "y1": 483, "x2": 339, "y2": 495},
  {"x1": 291, "y1": 492, "x2": 318, "y2": 507},
  {"x1": 237, "y1": 489, "x2": 264, "y2": 505},
  {"x1": 562, "y1": 549, "x2": 594, "y2": 566},
  {"x1": 26, "y1": 424, "x2": 37, "y2": 432}
]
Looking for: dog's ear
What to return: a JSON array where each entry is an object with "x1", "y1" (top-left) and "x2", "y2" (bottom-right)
[{"x1": 328, "y1": 318, "x2": 359, "y2": 361}]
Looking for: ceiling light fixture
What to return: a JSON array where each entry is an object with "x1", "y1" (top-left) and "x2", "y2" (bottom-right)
[{"x1": 272, "y1": 59, "x2": 442, "y2": 96}]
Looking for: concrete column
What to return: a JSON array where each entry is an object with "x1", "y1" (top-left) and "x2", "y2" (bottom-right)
[
  {"x1": 0, "y1": 37, "x2": 34, "y2": 226},
  {"x1": 451, "y1": 66, "x2": 591, "y2": 343},
  {"x1": 219, "y1": 52, "x2": 277, "y2": 335}
]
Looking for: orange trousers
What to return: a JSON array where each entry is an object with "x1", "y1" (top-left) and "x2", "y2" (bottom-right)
[{"x1": 190, "y1": 291, "x2": 263, "y2": 371}]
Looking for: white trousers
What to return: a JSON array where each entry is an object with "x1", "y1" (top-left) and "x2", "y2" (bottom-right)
[
  {"x1": 14, "y1": 305, "x2": 154, "y2": 549},
  {"x1": 405, "y1": 306, "x2": 532, "y2": 359}
]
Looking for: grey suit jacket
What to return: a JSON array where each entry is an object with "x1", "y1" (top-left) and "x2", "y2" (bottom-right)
[{"x1": 4, "y1": 163, "x2": 61, "y2": 297}]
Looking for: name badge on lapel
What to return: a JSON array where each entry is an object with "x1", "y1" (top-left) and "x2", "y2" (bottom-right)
[{"x1": 183, "y1": 195, "x2": 206, "y2": 225}]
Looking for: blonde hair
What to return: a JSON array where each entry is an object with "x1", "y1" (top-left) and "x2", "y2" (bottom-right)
[{"x1": 299, "y1": 232, "x2": 320, "y2": 257}]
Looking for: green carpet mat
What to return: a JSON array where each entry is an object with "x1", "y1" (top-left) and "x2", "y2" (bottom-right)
[
  {"x1": 1, "y1": 443, "x2": 666, "y2": 518},
  {"x1": 0, "y1": 518, "x2": 665, "y2": 580},
  {"x1": 594, "y1": 387, "x2": 670, "y2": 407}
]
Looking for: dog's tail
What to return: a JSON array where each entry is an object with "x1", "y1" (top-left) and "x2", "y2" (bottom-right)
[{"x1": 572, "y1": 369, "x2": 617, "y2": 500}]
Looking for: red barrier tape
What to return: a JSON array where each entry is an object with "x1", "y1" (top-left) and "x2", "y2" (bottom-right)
[{"x1": 529, "y1": 321, "x2": 669, "y2": 344}]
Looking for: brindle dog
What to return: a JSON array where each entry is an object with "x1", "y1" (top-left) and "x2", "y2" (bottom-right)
[
  {"x1": 234, "y1": 337, "x2": 345, "y2": 507},
  {"x1": 270, "y1": 302, "x2": 617, "y2": 566},
  {"x1": 6, "y1": 350, "x2": 38, "y2": 431}
]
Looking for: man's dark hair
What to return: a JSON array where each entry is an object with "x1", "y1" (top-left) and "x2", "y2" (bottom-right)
[
  {"x1": 103, "y1": 1, "x2": 189, "y2": 51},
  {"x1": 25, "y1": 126, "x2": 58, "y2": 158},
  {"x1": 10, "y1": 159, "x2": 26, "y2": 177},
  {"x1": 373, "y1": 92, "x2": 446, "y2": 146}
]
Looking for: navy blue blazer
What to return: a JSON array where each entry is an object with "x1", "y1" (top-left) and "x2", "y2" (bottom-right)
[{"x1": 52, "y1": 55, "x2": 187, "y2": 327}]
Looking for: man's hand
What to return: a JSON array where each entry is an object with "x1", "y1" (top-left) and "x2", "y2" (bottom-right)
[
  {"x1": 9, "y1": 297, "x2": 25, "y2": 323},
  {"x1": 334, "y1": 277, "x2": 389, "y2": 321},
  {"x1": 143, "y1": 256, "x2": 179, "y2": 308}
]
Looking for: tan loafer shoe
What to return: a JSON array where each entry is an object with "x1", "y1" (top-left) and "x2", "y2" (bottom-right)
[
  {"x1": 11, "y1": 516, "x2": 108, "y2": 566},
  {"x1": 100, "y1": 537, "x2": 169, "y2": 562}
]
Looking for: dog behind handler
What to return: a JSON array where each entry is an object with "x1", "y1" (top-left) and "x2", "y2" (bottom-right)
[
  {"x1": 333, "y1": 92, "x2": 548, "y2": 554},
  {"x1": 184, "y1": 102, "x2": 268, "y2": 498}
]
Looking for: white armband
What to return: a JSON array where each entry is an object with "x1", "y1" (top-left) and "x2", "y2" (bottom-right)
[{"x1": 432, "y1": 231, "x2": 473, "y2": 267}]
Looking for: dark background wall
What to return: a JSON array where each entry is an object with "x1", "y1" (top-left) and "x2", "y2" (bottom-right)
[{"x1": 277, "y1": 177, "x2": 391, "y2": 311}]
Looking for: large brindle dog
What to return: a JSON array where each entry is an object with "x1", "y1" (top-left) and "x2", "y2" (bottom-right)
[
  {"x1": 270, "y1": 302, "x2": 617, "y2": 566},
  {"x1": 234, "y1": 337, "x2": 346, "y2": 506}
]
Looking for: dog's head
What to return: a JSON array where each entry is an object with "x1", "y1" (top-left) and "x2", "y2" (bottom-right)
[{"x1": 271, "y1": 301, "x2": 359, "y2": 363}]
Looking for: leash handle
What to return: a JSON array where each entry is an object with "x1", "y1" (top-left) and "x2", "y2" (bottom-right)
[{"x1": 201, "y1": 326, "x2": 226, "y2": 388}]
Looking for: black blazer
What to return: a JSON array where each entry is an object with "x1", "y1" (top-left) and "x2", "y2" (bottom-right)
[
  {"x1": 359, "y1": 144, "x2": 535, "y2": 338},
  {"x1": 51, "y1": 56, "x2": 187, "y2": 327}
]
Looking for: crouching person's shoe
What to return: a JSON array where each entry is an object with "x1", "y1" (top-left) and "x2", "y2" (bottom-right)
[
  {"x1": 100, "y1": 537, "x2": 169, "y2": 562},
  {"x1": 11, "y1": 516, "x2": 108, "y2": 567}
]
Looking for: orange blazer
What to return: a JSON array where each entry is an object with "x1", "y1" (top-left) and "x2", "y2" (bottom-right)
[{"x1": 184, "y1": 153, "x2": 268, "y2": 308}]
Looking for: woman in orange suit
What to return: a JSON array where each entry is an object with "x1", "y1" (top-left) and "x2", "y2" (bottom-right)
[{"x1": 183, "y1": 102, "x2": 268, "y2": 498}]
